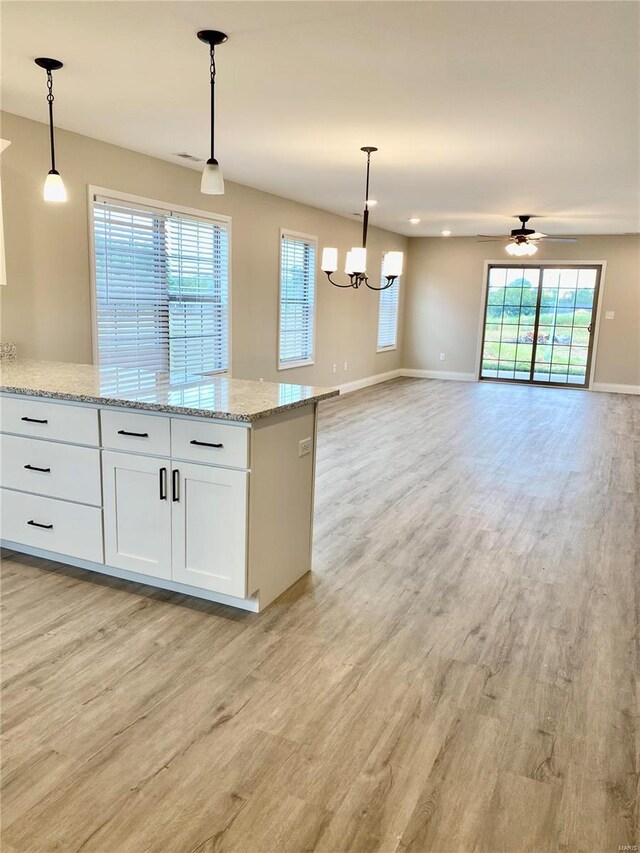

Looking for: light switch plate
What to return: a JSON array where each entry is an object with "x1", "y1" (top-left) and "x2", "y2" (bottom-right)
[{"x1": 605, "y1": 311, "x2": 615, "y2": 320}]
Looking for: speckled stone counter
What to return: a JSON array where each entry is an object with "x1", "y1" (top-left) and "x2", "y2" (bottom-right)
[{"x1": 0, "y1": 359, "x2": 339, "y2": 422}]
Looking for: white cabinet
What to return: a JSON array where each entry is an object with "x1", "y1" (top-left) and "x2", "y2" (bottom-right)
[
  {"x1": 171, "y1": 462, "x2": 247, "y2": 597},
  {"x1": 102, "y1": 452, "x2": 248, "y2": 596},
  {"x1": 102, "y1": 451, "x2": 172, "y2": 580}
]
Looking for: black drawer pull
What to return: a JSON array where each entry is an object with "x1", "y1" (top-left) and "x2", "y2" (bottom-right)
[
  {"x1": 190, "y1": 439, "x2": 223, "y2": 449},
  {"x1": 24, "y1": 464, "x2": 51, "y2": 473},
  {"x1": 159, "y1": 467, "x2": 167, "y2": 501},
  {"x1": 117, "y1": 429, "x2": 149, "y2": 438},
  {"x1": 27, "y1": 520, "x2": 53, "y2": 530},
  {"x1": 172, "y1": 469, "x2": 180, "y2": 502},
  {"x1": 21, "y1": 416, "x2": 48, "y2": 424}
]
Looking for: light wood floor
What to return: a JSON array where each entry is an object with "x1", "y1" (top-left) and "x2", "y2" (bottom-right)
[{"x1": 1, "y1": 378, "x2": 638, "y2": 853}]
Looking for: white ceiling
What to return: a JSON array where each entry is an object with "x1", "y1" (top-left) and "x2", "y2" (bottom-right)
[{"x1": 1, "y1": 1, "x2": 638, "y2": 236}]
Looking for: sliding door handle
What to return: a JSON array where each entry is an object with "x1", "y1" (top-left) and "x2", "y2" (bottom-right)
[
  {"x1": 24, "y1": 464, "x2": 51, "y2": 473},
  {"x1": 27, "y1": 520, "x2": 53, "y2": 530},
  {"x1": 172, "y1": 469, "x2": 180, "y2": 502},
  {"x1": 159, "y1": 467, "x2": 168, "y2": 500}
]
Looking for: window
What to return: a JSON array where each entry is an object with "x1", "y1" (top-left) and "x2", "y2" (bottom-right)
[
  {"x1": 92, "y1": 191, "x2": 230, "y2": 383},
  {"x1": 278, "y1": 230, "x2": 316, "y2": 368},
  {"x1": 377, "y1": 258, "x2": 400, "y2": 351}
]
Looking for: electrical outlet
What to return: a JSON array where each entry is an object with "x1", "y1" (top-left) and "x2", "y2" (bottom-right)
[
  {"x1": 332, "y1": 363, "x2": 337, "y2": 374},
  {"x1": 439, "y1": 352, "x2": 446, "y2": 361},
  {"x1": 343, "y1": 361, "x2": 348, "y2": 371},
  {"x1": 299, "y1": 437, "x2": 312, "y2": 457}
]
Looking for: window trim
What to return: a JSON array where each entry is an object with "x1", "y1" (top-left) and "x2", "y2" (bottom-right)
[
  {"x1": 376, "y1": 256, "x2": 401, "y2": 353},
  {"x1": 87, "y1": 185, "x2": 232, "y2": 371},
  {"x1": 277, "y1": 228, "x2": 317, "y2": 371}
]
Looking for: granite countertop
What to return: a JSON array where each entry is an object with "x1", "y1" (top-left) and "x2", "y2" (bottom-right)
[{"x1": 0, "y1": 360, "x2": 339, "y2": 422}]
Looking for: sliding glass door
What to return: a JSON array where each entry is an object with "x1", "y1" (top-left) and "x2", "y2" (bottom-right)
[{"x1": 480, "y1": 265, "x2": 601, "y2": 387}]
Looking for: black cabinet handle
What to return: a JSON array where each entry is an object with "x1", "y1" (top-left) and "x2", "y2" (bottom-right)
[
  {"x1": 172, "y1": 469, "x2": 180, "y2": 502},
  {"x1": 24, "y1": 464, "x2": 51, "y2": 473},
  {"x1": 27, "y1": 520, "x2": 53, "y2": 530},
  {"x1": 21, "y1": 416, "x2": 48, "y2": 424},
  {"x1": 117, "y1": 429, "x2": 149, "y2": 438},
  {"x1": 190, "y1": 439, "x2": 223, "y2": 449},
  {"x1": 159, "y1": 467, "x2": 167, "y2": 500}
]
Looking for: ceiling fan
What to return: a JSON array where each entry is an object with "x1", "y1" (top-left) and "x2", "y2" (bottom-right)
[{"x1": 478, "y1": 215, "x2": 577, "y2": 256}]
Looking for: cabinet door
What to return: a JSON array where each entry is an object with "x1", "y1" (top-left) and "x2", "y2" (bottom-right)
[
  {"x1": 102, "y1": 450, "x2": 172, "y2": 579},
  {"x1": 171, "y1": 462, "x2": 247, "y2": 597}
]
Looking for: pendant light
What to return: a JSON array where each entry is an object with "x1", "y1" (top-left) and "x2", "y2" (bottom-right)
[
  {"x1": 197, "y1": 30, "x2": 227, "y2": 195},
  {"x1": 35, "y1": 57, "x2": 67, "y2": 203},
  {"x1": 321, "y1": 147, "x2": 403, "y2": 290}
]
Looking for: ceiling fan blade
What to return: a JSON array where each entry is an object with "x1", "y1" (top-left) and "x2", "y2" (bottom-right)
[
  {"x1": 476, "y1": 234, "x2": 507, "y2": 239},
  {"x1": 541, "y1": 237, "x2": 577, "y2": 242},
  {"x1": 529, "y1": 232, "x2": 547, "y2": 239},
  {"x1": 477, "y1": 239, "x2": 502, "y2": 243}
]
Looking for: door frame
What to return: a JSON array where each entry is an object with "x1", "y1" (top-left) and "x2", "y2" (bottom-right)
[{"x1": 475, "y1": 260, "x2": 608, "y2": 390}]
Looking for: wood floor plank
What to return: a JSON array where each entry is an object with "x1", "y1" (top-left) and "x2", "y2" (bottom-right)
[{"x1": 1, "y1": 378, "x2": 638, "y2": 852}]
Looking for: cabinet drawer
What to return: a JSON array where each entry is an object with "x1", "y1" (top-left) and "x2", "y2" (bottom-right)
[
  {"x1": 0, "y1": 434, "x2": 102, "y2": 505},
  {"x1": 0, "y1": 396, "x2": 99, "y2": 446},
  {"x1": 0, "y1": 489, "x2": 104, "y2": 563},
  {"x1": 171, "y1": 418, "x2": 249, "y2": 469},
  {"x1": 101, "y1": 409, "x2": 170, "y2": 457}
]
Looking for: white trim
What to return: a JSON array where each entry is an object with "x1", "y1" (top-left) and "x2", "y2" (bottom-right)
[
  {"x1": 87, "y1": 185, "x2": 233, "y2": 373},
  {"x1": 403, "y1": 369, "x2": 476, "y2": 381},
  {"x1": 277, "y1": 228, "x2": 317, "y2": 371},
  {"x1": 376, "y1": 344, "x2": 398, "y2": 354},
  {"x1": 475, "y1": 260, "x2": 608, "y2": 390},
  {"x1": 592, "y1": 383, "x2": 640, "y2": 395},
  {"x1": 338, "y1": 369, "x2": 403, "y2": 394}
]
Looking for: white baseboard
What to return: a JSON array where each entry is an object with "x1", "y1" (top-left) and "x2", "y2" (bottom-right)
[
  {"x1": 402, "y1": 369, "x2": 477, "y2": 382},
  {"x1": 591, "y1": 382, "x2": 640, "y2": 395},
  {"x1": 338, "y1": 369, "x2": 404, "y2": 394},
  {"x1": 336, "y1": 370, "x2": 639, "y2": 396}
]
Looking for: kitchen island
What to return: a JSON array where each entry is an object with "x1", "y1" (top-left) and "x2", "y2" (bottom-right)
[{"x1": 0, "y1": 360, "x2": 338, "y2": 611}]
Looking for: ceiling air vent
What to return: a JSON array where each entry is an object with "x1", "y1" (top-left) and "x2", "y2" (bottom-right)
[{"x1": 174, "y1": 152, "x2": 202, "y2": 162}]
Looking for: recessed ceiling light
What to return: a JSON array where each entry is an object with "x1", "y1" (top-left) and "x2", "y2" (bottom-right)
[
  {"x1": 409, "y1": 217, "x2": 421, "y2": 225},
  {"x1": 441, "y1": 229, "x2": 452, "y2": 237}
]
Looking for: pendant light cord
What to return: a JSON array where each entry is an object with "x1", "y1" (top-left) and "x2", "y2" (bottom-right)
[
  {"x1": 46, "y1": 69, "x2": 56, "y2": 172},
  {"x1": 209, "y1": 45, "x2": 216, "y2": 162}
]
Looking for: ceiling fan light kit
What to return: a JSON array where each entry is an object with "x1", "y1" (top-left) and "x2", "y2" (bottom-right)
[
  {"x1": 198, "y1": 30, "x2": 227, "y2": 195},
  {"x1": 35, "y1": 57, "x2": 67, "y2": 203},
  {"x1": 477, "y1": 215, "x2": 577, "y2": 255},
  {"x1": 321, "y1": 147, "x2": 403, "y2": 291}
]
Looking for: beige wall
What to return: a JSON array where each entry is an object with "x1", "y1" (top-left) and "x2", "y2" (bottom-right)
[
  {"x1": 0, "y1": 111, "x2": 407, "y2": 386},
  {"x1": 404, "y1": 235, "x2": 640, "y2": 388}
]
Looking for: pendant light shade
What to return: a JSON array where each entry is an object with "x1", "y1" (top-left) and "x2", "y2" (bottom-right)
[
  {"x1": 201, "y1": 159, "x2": 224, "y2": 195},
  {"x1": 197, "y1": 30, "x2": 227, "y2": 196},
  {"x1": 35, "y1": 57, "x2": 66, "y2": 204},
  {"x1": 43, "y1": 170, "x2": 67, "y2": 203}
]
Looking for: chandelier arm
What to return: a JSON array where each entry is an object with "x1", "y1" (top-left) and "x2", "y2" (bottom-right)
[
  {"x1": 365, "y1": 276, "x2": 397, "y2": 292},
  {"x1": 325, "y1": 271, "x2": 358, "y2": 288}
]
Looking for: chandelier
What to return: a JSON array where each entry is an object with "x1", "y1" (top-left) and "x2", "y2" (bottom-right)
[{"x1": 321, "y1": 147, "x2": 403, "y2": 290}]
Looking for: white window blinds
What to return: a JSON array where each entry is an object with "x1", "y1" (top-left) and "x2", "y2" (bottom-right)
[
  {"x1": 278, "y1": 232, "x2": 316, "y2": 367},
  {"x1": 93, "y1": 195, "x2": 229, "y2": 382},
  {"x1": 377, "y1": 260, "x2": 400, "y2": 351}
]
